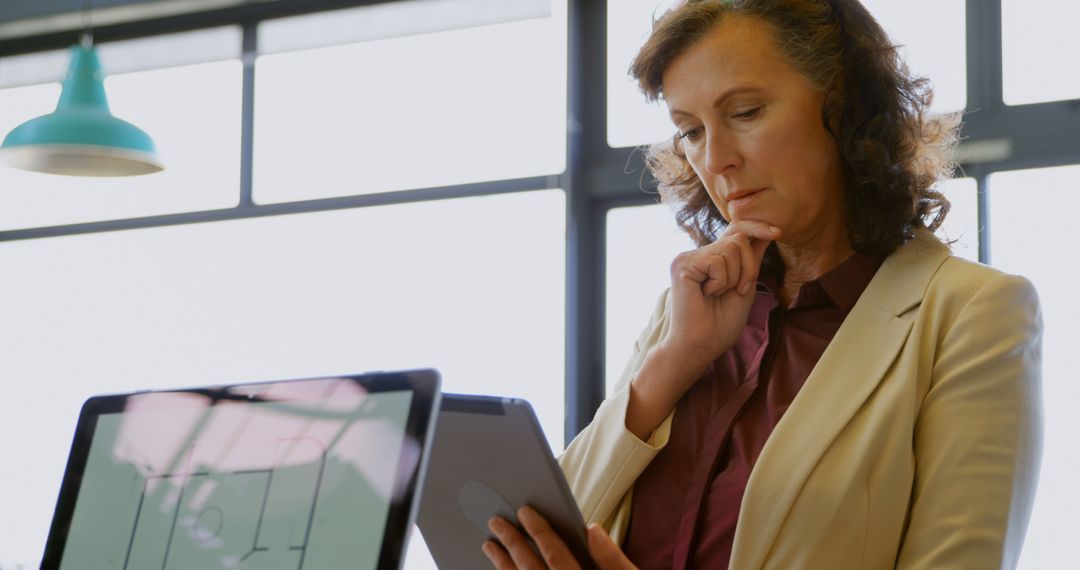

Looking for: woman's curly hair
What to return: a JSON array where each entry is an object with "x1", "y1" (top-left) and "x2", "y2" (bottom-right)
[{"x1": 631, "y1": 0, "x2": 960, "y2": 256}]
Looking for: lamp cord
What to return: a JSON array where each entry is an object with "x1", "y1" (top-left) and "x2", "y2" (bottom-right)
[{"x1": 81, "y1": 0, "x2": 93, "y2": 47}]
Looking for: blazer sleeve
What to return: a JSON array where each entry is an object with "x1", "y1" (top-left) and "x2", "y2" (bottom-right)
[
  {"x1": 558, "y1": 289, "x2": 676, "y2": 528},
  {"x1": 896, "y1": 273, "x2": 1043, "y2": 569}
]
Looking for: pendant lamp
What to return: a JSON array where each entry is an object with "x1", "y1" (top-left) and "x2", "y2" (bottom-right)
[{"x1": 0, "y1": 35, "x2": 163, "y2": 177}]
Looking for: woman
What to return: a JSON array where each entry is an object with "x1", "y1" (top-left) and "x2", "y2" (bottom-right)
[{"x1": 484, "y1": 1, "x2": 1042, "y2": 568}]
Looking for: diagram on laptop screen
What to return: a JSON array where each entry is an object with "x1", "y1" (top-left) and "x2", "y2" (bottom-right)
[
  {"x1": 57, "y1": 387, "x2": 416, "y2": 570},
  {"x1": 122, "y1": 439, "x2": 328, "y2": 570}
]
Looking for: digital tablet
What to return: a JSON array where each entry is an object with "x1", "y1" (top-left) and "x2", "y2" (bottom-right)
[
  {"x1": 41, "y1": 369, "x2": 441, "y2": 570},
  {"x1": 417, "y1": 394, "x2": 596, "y2": 569}
]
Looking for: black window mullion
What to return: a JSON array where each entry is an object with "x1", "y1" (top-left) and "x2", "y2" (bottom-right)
[
  {"x1": 565, "y1": 0, "x2": 609, "y2": 445},
  {"x1": 239, "y1": 21, "x2": 257, "y2": 209},
  {"x1": 965, "y1": 0, "x2": 1004, "y2": 113}
]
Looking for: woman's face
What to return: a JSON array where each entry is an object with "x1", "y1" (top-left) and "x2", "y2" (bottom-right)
[{"x1": 661, "y1": 14, "x2": 846, "y2": 244}]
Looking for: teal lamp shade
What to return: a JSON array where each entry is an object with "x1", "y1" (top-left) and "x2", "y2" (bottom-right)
[{"x1": 0, "y1": 44, "x2": 163, "y2": 177}]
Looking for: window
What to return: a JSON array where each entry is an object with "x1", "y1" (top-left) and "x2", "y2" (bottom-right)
[
  {"x1": 1003, "y1": 0, "x2": 1080, "y2": 105},
  {"x1": 253, "y1": 1, "x2": 566, "y2": 203},
  {"x1": 988, "y1": 165, "x2": 1080, "y2": 569},
  {"x1": 0, "y1": 189, "x2": 566, "y2": 567},
  {"x1": 858, "y1": 0, "x2": 966, "y2": 114},
  {"x1": 605, "y1": 203, "x2": 695, "y2": 395},
  {"x1": 606, "y1": 0, "x2": 678, "y2": 149}
]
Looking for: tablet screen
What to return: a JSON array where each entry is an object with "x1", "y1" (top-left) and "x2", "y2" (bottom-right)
[{"x1": 56, "y1": 378, "x2": 418, "y2": 570}]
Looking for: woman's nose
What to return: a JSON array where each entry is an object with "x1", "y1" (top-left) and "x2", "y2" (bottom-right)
[{"x1": 704, "y1": 130, "x2": 741, "y2": 175}]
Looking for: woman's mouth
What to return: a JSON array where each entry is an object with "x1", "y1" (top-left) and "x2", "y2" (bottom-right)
[{"x1": 727, "y1": 189, "x2": 765, "y2": 213}]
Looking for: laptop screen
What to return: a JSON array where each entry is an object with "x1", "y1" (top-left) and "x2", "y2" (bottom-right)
[{"x1": 43, "y1": 371, "x2": 439, "y2": 570}]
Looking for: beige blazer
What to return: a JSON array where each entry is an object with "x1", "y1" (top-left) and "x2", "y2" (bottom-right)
[{"x1": 559, "y1": 231, "x2": 1043, "y2": 569}]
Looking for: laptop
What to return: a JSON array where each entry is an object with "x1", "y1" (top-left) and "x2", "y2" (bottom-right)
[{"x1": 40, "y1": 369, "x2": 441, "y2": 570}]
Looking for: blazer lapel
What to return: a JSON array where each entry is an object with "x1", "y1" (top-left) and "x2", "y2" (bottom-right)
[{"x1": 729, "y1": 231, "x2": 951, "y2": 569}]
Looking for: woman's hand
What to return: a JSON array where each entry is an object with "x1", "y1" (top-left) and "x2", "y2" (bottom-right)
[
  {"x1": 482, "y1": 507, "x2": 638, "y2": 570},
  {"x1": 662, "y1": 219, "x2": 779, "y2": 370},
  {"x1": 624, "y1": 219, "x2": 780, "y2": 439}
]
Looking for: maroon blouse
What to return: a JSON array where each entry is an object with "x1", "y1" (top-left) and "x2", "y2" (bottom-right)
[{"x1": 623, "y1": 251, "x2": 883, "y2": 570}]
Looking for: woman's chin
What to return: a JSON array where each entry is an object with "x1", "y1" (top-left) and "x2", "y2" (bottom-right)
[{"x1": 728, "y1": 212, "x2": 778, "y2": 229}]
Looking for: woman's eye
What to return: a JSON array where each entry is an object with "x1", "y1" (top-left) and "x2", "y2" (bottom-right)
[
  {"x1": 678, "y1": 127, "x2": 703, "y2": 141},
  {"x1": 731, "y1": 107, "x2": 761, "y2": 120}
]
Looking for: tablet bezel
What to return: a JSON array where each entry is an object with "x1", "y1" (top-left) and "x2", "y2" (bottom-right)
[{"x1": 40, "y1": 369, "x2": 441, "y2": 570}]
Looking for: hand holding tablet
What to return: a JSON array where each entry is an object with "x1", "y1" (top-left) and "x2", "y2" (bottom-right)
[{"x1": 483, "y1": 505, "x2": 638, "y2": 570}]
